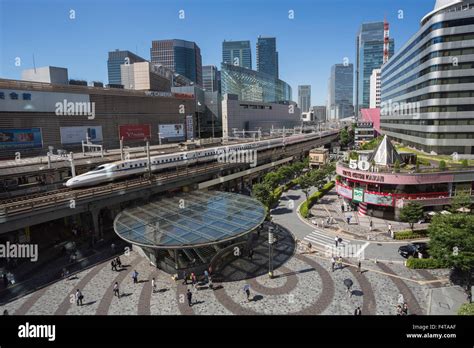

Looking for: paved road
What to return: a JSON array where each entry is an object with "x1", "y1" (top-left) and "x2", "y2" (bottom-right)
[{"x1": 270, "y1": 186, "x2": 407, "y2": 263}]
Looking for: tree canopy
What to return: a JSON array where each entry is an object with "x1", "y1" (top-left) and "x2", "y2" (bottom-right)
[{"x1": 399, "y1": 202, "x2": 424, "y2": 231}]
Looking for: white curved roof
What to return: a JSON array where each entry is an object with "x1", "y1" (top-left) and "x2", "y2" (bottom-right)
[{"x1": 421, "y1": 0, "x2": 464, "y2": 24}]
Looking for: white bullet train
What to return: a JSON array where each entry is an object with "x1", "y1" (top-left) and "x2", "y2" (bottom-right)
[{"x1": 65, "y1": 131, "x2": 335, "y2": 188}]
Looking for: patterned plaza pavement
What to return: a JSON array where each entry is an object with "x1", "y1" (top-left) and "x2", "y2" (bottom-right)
[{"x1": 0, "y1": 225, "x2": 450, "y2": 316}]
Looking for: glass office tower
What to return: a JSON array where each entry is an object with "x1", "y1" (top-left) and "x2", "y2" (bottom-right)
[
  {"x1": 150, "y1": 39, "x2": 203, "y2": 86},
  {"x1": 202, "y1": 65, "x2": 219, "y2": 92},
  {"x1": 355, "y1": 22, "x2": 395, "y2": 113},
  {"x1": 256, "y1": 36, "x2": 279, "y2": 78},
  {"x1": 222, "y1": 40, "x2": 252, "y2": 70},
  {"x1": 298, "y1": 85, "x2": 311, "y2": 113},
  {"x1": 327, "y1": 64, "x2": 354, "y2": 120}
]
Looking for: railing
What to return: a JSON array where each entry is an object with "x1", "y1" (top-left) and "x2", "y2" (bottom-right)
[{"x1": 337, "y1": 161, "x2": 474, "y2": 174}]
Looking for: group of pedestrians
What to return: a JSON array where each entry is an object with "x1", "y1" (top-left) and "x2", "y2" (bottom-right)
[
  {"x1": 185, "y1": 267, "x2": 215, "y2": 307},
  {"x1": 330, "y1": 256, "x2": 344, "y2": 272},
  {"x1": 396, "y1": 302, "x2": 409, "y2": 315},
  {"x1": 111, "y1": 257, "x2": 122, "y2": 271}
]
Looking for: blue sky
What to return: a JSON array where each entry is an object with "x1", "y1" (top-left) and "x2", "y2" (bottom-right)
[{"x1": 0, "y1": 0, "x2": 434, "y2": 105}]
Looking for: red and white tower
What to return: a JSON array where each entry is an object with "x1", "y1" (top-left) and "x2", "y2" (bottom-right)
[{"x1": 383, "y1": 17, "x2": 390, "y2": 64}]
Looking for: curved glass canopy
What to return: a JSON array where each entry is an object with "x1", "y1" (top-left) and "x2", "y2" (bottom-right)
[{"x1": 114, "y1": 191, "x2": 266, "y2": 249}]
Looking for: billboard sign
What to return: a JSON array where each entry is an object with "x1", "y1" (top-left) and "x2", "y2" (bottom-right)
[
  {"x1": 60, "y1": 126, "x2": 103, "y2": 144},
  {"x1": 186, "y1": 115, "x2": 194, "y2": 140},
  {"x1": 0, "y1": 128, "x2": 43, "y2": 150},
  {"x1": 364, "y1": 192, "x2": 393, "y2": 206},
  {"x1": 336, "y1": 183, "x2": 352, "y2": 199},
  {"x1": 353, "y1": 187, "x2": 364, "y2": 202},
  {"x1": 119, "y1": 124, "x2": 151, "y2": 141},
  {"x1": 159, "y1": 124, "x2": 185, "y2": 140}
]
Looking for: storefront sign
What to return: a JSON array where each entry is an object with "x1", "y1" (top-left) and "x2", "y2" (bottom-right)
[
  {"x1": 353, "y1": 187, "x2": 364, "y2": 202},
  {"x1": 364, "y1": 192, "x2": 393, "y2": 206},
  {"x1": 336, "y1": 183, "x2": 353, "y2": 199},
  {"x1": 0, "y1": 128, "x2": 43, "y2": 149}
]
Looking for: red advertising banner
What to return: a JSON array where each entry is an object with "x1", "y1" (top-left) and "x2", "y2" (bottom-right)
[{"x1": 119, "y1": 124, "x2": 151, "y2": 141}]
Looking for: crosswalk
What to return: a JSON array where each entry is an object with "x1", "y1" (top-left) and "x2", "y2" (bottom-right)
[{"x1": 303, "y1": 229, "x2": 350, "y2": 250}]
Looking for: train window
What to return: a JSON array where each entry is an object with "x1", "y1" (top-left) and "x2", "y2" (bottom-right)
[{"x1": 122, "y1": 164, "x2": 124, "y2": 168}]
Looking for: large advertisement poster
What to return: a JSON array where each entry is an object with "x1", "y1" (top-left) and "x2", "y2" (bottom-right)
[
  {"x1": 0, "y1": 128, "x2": 43, "y2": 149},
  {"x1": 60, "y1": 126, "x2": 103, "y2": 144},
  {"x1": 186, "y1": 115, "x2": 194, "y2": 140},
  {"x1": 119, "y1": 124, "x2": 151, "y2": 141},
  {"x1": 159, "y1": 124, "x2": 185, "y2": 140},
  {"x1": 353, "y1": 187, "x2": 364, "y2": 202},
  {"x1": 364, "y1": 192, "x2": 393, "y2": 206},
  {"x1": 336, "y1": 184, "x2": 352, "y2": 199}
]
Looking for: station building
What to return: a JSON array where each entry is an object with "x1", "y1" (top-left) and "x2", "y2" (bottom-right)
[
  {"x1": 336, "y1": 135, "x2": 474, "y2": 220},
  {"x1": 0, "y1": 78, "x2": 197, "y2": 159}
]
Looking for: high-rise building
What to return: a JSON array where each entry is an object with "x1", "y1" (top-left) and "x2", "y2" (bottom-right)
[
  {"x1": 222, "y1": 40, "x2": 252, "y2": 69},
  {"x1": 312, "y1": 106, "x2": 327, "y2": 122},
  {"x1": 256, "y1": 36, "x2": 278, "y2": 78},
  {"x1": 381, "y1": 0, "x2": 474, "y2": 155},
  {"x1": 220, "y1": 63, "x2": 292, "y2": 104},
  {"x1": 202, "y1": 65, "x2": 219, "y2": 92},
  {"x1": 355, "y1": 22, "x2": 395, "y2": 114},
  {"x1": 107, "y1": 50, "x2": 146, "y2": 85},
  {"x1": 150, "y1": 39, "x2": 202, "y2": 86},
  {"x1": 369, "y1": 68, "x2": 381, "y2": 108},
  {"x1": 298, "y1": 85, "x2": 311, "y2": 113},
  {"x1": 327, "y1": 63, "x2": 354, "y2": 120}
]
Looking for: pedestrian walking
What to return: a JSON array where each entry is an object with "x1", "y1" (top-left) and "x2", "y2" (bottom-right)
[
  {"x1": 151, "y1": 278, "x2": 156, "y2": 293},
  {"x1": 187, "y1": 289, "x2": 193, "y2": 307},
  {"x1": 357, "y1": 259, "x2": 362, "y2": 273},
  {"x1": 402, "y1": 303, "x2": 409, "y2": 315},
  {"x1": 335, "y1": 236, "x2": 339, "y2": 248},
  {"x1": 115, "y1": 256, "x2": 122, "y2": 268},
  {"x1": 346, "y1": 216, "x2": 351, "y2": 224},
  {"x1": 132, "y1": 270, "x2": 139, "y2": 284},
  {"x1": 396, "y1": 304, "x2": 403, "y2": 315},
  {"x1": 248, "y1": 249, "x2": 254, "y2": 260},
  {"x1": 203, "y1": 270, "x2": 209, "y2": 283},
  {"x1": 341, "y1": 204, "x2": 344, "y2": 212},
  {"x1": 369, "y1": 219, "x2": 373, "y2": 232},
  {"x1": 326, "y1": 217, "x2": 331, "y2": 226},
  {"x1": 191, "y1": 272, "x2": 197, "y2": 286},
  {"x1": 2, "y1": 273, "x2": 8, "y2": 288},
  {"x1": 75, "y1": 289, "x2": 83, "y2": 306},
  {"x1": 354, "y1": 307, "x2": 362, "y2": 315},
  {"x1": 331, "y1": 256, "x2": 336, "y2": 272},
  {"x1": 111, "y1": 260, "x2": 116, "y2": 271},
  {"x1": 244, "y1": 284, "x2": 251, "y2": 302},
  {"x1": 113, "y1": 282, "x2": 120, "y2": 298},
  {"x1": 3, "y1": 309, "x2": 8, "y2": 315}
]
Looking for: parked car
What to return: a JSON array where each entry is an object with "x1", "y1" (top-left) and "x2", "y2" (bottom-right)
[{"x1": 398, "y1": 242, "x2": 429, "y2": 259}]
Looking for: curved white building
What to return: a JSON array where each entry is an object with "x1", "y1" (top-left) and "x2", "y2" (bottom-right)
[{"x1": 380, "y1": 0, "x2": 474, "y2": 155}]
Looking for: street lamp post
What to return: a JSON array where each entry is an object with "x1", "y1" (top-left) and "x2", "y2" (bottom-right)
[{"x1": 268, "y1": 226, "x2": 275, "y2": 278}]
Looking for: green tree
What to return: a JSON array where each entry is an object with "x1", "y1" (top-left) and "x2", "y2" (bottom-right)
[
  {"x1": 439, "y1": 160, "x2": 447, "y2": 171},
  {"x1": 263, "y1": 172, "x2": 282, "y2": 190},
  {"x1": 399, "y1": 202, "x2": 424, "y2": 231},
  {"x1": 310, "y1": 169, "x2": 326, "y2": 190},
  {"x1": 451, "y1": 192, "x2": 472, "y2": 212},
  {"x1": 461, "y1": 159, "x2": 468, "y2": 168},
  {"x1": 277, "y1": 165, "x2": 294, "y2": 182},
  {"x1": 339, "y1": 127, "x2": 349, "y2": 147},
  {"x1": 292, "y1": 161, "x2": 306, "y2": 177},
  {"x1": 428, "y1": 214, "x2": 474, "y2": 287},
  {"x1": 298, "y1": 173, "x2": 314, "y2": 204},
  {"x1": 252, "y1": 182, "x2": 273, "y2": 208}
]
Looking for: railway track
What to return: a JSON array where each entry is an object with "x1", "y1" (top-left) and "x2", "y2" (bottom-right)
[{"x1": 0, "y1": 134, "x2": 338, "y2": 217}]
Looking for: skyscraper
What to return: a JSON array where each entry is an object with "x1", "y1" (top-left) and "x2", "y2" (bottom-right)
[
  {"x1": 355, "y1": 22, "x2": 394, "y2": 114},
  {"x1": 381, "y1": 0, "x2": 474, "y2": 155},
  {"x1": 369, "y1": 68, "x2": 381, "y2": 108},
  {"x1": 222, "y1": 40, "x2": 252, "y2": 69},
  {"x1": 298, "y1": 85, "x2": 311, "y2": 113},
  {"x1": 256, "y1": 36, "x2": 278, "y2": 78},
  {"x1": 107, "y1": 49, "x2": 146, "y2": 85},
  {"x1": 202, "y1": 65, "x2": 219, "y2": 92},
  {"x1": 327, "y1": 63, "x2": 354, "y2": 120},
  {"x1": 150, "y1": 39, "x2": 203, "y2": 86}
]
